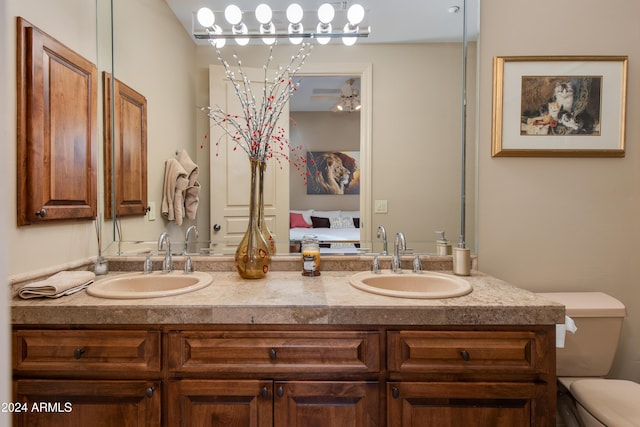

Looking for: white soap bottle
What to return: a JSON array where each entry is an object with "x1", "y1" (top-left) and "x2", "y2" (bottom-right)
[{"x1": 434, "y1": 231, "x2": 452, "y2": 256}]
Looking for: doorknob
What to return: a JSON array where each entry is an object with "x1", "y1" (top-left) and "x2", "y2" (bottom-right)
[{"x1": 213, "y1": 224, "x2": 221, "y2": 232}]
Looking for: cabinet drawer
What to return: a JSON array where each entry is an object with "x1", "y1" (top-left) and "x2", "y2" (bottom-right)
[
  {"x1": 388, "y1": 330, "x2": 537, "y2": 375},
  {"x1": 168, "y1": 330, "x2": 380, "y2": 375},
  {"x1": 13, "y1": 329, "x2": 161, "y2": 377}
]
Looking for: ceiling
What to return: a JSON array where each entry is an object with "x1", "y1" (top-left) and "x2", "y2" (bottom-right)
[{"x1": 164, "y1": 0, "x2": 479, "y2": 111}]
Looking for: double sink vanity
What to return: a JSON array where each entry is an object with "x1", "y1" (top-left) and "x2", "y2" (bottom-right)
[{"x1": 11, "y1": 255, "x2": 564, "y2": 426}]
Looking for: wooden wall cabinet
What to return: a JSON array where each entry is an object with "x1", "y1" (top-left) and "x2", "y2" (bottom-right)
[
  {"x1": 12, "y1": 325, "x2": 556, "y2": 426},
  {"x1": 103, "y1": 73, "x2": 148, "y2": 218},
  {"x1": 16, "y1": 17, "x2": 98, "y2": 226}
]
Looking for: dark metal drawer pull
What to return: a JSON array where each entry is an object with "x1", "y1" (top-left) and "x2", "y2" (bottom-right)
[{"x1": 73, "y1": 347, "x2": 86, "y2": 359}]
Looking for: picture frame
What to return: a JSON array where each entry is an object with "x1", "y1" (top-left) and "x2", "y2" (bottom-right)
[
  {"x1": 306, "y1": 151, "x2": 360, "y2": 195},
  {"x1": 492, "y1": 55, "x2": 628, "y2": 157}
]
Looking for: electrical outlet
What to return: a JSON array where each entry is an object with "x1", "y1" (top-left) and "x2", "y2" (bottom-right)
[
  {"x1": 375, "y1": 199, "x2": 388, "y2": 213},
  {"x1": 147, "y1": 201, "x2": 156, "y2": 221}
]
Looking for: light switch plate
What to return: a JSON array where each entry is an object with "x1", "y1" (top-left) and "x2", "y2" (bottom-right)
[{"x1": 375, "y1": 199, "x2": 388, "y2": 213}]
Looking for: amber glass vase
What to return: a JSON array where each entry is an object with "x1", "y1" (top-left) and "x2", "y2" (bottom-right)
[
  {"x1": 235, "y1": 159, "x2": 271, "y2": 279},
  {"x1": 258, "y1": 160, "x2": 276, "y2": 255}
]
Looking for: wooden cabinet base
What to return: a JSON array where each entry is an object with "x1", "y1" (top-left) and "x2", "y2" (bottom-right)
[{"x1": 12, "y1": 324, "x2": 556, "y2": 426}]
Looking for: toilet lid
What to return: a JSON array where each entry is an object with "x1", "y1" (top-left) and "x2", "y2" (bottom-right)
[{"x1": 570, "y1": 379, "x2": 640, "y2": 426}]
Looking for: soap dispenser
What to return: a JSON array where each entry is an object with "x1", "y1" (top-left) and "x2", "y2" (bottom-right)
[
  {"x1": 452, "y1": 236, "x2": 471, "y2": 276},
  {"x1": 434, "y1": 231, "x2": 452, "y2": 256}
]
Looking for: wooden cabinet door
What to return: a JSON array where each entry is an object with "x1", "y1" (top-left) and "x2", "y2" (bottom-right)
[
  {"x1": 386, "y1": 381, "x2": 553, "y2": 427},
  {"x1": 167, "y1": 379, "x2": 273, "y2": 427},
  {"x1": 103, "y1": 73, "x2": 148, "y2": 218},
  {"x1": 13, "y1": 379, "x2": 160, "y2": 427},
  {"x1": 16, "y1": 18, "x2": 98, "y2": 225},
  {"x1": 274, "y1": 381, "x2": 380, "y2": 427}
]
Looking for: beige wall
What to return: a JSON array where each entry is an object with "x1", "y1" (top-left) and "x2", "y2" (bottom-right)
[
  {"x1": 110, "y1": 0, "x2": 197, "y2": 248},
  {"x1": 289, "y1": 111, "x2": 360, "y2": 212},
  {"x1": 4, "y1": 1, "x2": 100, "y2": 274},
  {"x1": 478, "y1": 0, "x2": 640, "y2": 381}
]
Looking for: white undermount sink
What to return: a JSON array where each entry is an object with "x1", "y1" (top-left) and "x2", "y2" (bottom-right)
[
  {"x1": 87, "y1": 271, "x2": 212, "y2": 299},
  {"x1": 349, "y1": 270, "x2": 472, "y2": 299}
]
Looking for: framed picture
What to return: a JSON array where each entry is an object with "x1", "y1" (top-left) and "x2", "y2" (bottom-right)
[
  {"x1": 306, "y1": 151, "x2": 360, "y2": 195},
  {"x1": 492, "y1": 56, "x2": 628, "y2": 157}
]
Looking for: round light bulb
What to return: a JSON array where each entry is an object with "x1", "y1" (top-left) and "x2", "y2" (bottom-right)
[
  {"x1": 347, "y1": 4, "x2": 365, "y2": 25},
  {"x1": 233, "y1": 22, "x2": 249, "y2": 46},
  {"x1": 288, "y1": 22, "x2": 303, "y2": 45},
  {"x1": 197, "y1": 7, "x2": 215, "y2": 28},
  {"x1": 209, "y1": 25, "x2": 226, "y2": 48},
  {"x1": 224, "y1": 4, "x2": 243, "y2": 25},
  {"x1": 260, "y1": 22, "x2": 276, "y2": 45},
  {"x1": 342, "y1": 23, "x2": 357, "y2": 46},
  {"x1": 286, "y1": 3, "x2": 304, "y2": 24},
  {"x1": 317, "y1": 3, "x2": 335, "y2": 24},
  {"x1": 316, "y1": 22, "x2": 332, "y2": 44},
  {"x1": 255, "y1": 4, "x2": 272, "y2": 25}
]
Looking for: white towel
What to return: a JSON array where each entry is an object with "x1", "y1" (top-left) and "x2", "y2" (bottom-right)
[
  {"x1": 161, "y1": 159, "x2": 189, "y2": 226},
  {"x1": 18, "y1": 271, "x2": 95, "y2": 299},
  {"x1": 177, "y1": 150, "x2": 200, "y2": 220}
]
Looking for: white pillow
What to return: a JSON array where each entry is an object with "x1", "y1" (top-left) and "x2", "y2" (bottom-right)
[
  {"x1": 329, "y1": 216, "x2": 355, "y2": 229},
  {"x1": 341, "y1": 211, "x2": 360, "y2": 219}
]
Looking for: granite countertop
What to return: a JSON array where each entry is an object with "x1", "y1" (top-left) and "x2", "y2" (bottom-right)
[{"x1": 11, "y1": 256, "x2": 565, "y2": 326}]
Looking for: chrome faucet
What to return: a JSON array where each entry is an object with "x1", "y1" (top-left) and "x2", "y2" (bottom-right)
[
  {"x1": 184, "y1": 225, "x2": 199, "y2": 255},
  {"x1": 391, "y1": 232, "x2": 406, "y2": 273},
  {"x1": 158, "y1": 231, "x2": 173, "y2": 273},
  {"x1": 377, "y1": 225, "x2": 388, "y2": 255}
]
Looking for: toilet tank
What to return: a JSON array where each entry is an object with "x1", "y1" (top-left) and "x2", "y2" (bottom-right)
[{"x1": 537, "y1": 292, "x2": 626, "y2": 377}]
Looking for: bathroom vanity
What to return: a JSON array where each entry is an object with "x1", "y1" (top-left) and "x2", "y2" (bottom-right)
[{"x1": 11, "y1": 257, "x2": 564, "y2": 426}]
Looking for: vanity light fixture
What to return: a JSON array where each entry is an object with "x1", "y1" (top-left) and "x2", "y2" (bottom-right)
[{"x1": 194, "y1": 2, "x2": 369, "y2": 46}]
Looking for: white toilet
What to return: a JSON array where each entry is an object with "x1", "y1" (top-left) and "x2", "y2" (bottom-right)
[{"x1": 537, "y1": 292, "x2": 640, "y2": 427}]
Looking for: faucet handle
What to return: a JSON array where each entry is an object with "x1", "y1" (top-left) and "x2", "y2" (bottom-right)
[
  {"x1": 143, "y1": 254, "x2": 153, "y2": 274},
  {"x1": 184, "y1": 256, "x2": 194, "y2": 274},
  {"x1": 371, "y1": 255, "x2": 381, "y2": 274},
  {"x1": 412, "y1": 255, "x2": 423, "y2": 273},
  {"x1": 391, "y1": 255, "x2": 402, "y2": 273},
  {"x1": 162, "y1": 253, "x2": 173, "y2": 273}
]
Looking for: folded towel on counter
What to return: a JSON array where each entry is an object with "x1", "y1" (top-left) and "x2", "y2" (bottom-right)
[
  {"x1": 18, "y1": 271, "x2": 95, "y2": 299},
  {"x1": 161, "y1": 158, "x2": 189, "y2": 226},
  {"x1": 177, "y1": 150, "x2": 200, "y2": 220}
]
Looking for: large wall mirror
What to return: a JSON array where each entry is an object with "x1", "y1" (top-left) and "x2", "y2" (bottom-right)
[{"x1": 106, "y1": 0, "x2": 479, "y2": 256}]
